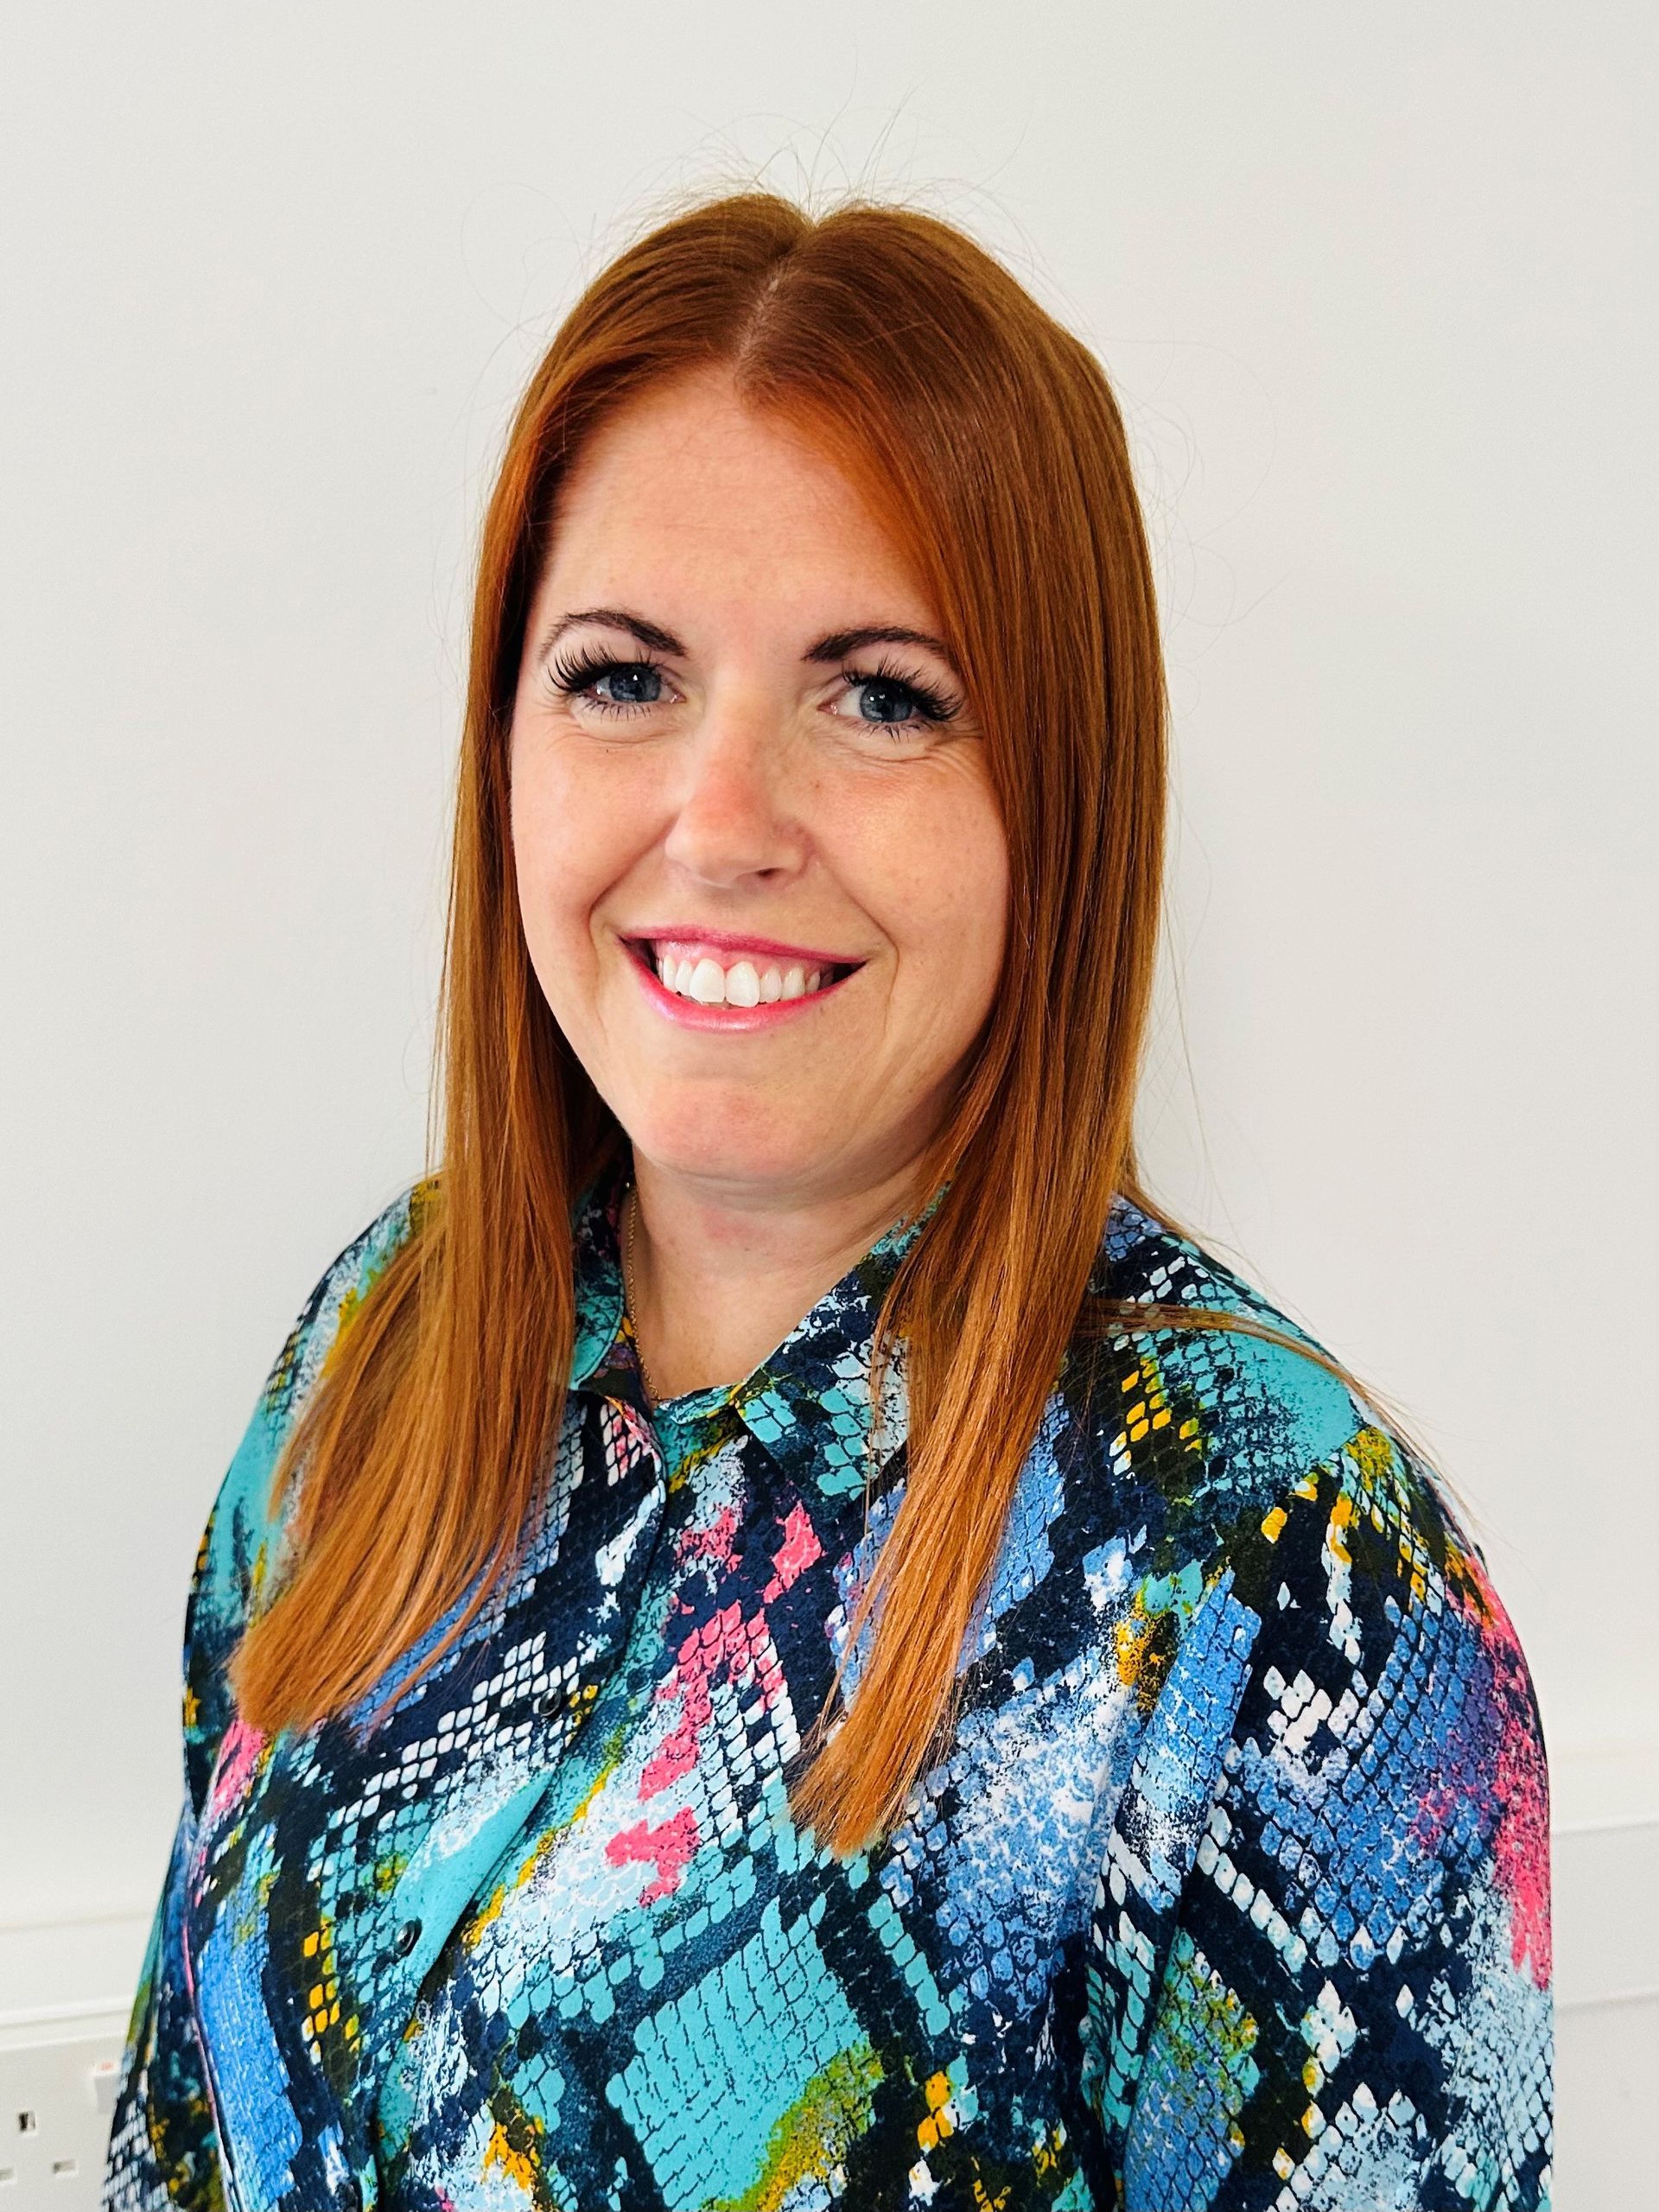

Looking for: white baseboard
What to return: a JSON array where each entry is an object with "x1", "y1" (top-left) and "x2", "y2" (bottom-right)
[{"x1": 0, "y1": 1915, "x2": 150, "y2": 2033}]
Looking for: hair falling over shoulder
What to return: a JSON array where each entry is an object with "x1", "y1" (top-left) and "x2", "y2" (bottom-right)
[{"x1": 233, "y1": 189, "x2": 1255, "y2": 1854}]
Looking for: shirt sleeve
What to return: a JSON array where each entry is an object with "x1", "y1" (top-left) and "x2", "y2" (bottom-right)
[
  {"x1": 101, "y1": 1808, "x2": 226, "y2": 2211},
  {"x1": 1083, "y1": 1420, "x2": 1554, "y2": 2211},
  {"x1": 104, "y1": 1389, "x2": 290, "y2": 2212},
  {"x1": 102, "y1": 1185, "x2": 427, "y2": 2209}
]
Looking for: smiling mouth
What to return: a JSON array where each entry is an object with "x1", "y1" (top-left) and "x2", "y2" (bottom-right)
[{"x1": 622, "y1": 937, "x2": 864, "y2": 1008}]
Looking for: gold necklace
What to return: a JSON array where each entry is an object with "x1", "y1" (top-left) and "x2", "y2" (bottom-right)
[{"x1": 622, "y1": 1181, "x2": 657, "y2": 1406}]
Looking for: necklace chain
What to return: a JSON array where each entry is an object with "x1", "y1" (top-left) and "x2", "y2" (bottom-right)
[{"x1": 622, "y1": 1179, "x2": 657, "y2": 1406}]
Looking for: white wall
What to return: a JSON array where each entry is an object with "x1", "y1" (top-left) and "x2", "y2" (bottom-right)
[{"x1": 1, "y1": 0, "x2": 1651, "y2": 2193}]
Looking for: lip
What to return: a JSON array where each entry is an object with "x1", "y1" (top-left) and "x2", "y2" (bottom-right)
[
  {"x1": 620, "y1": 936, "x2": 861, "y2": 1033},
  {"x1": 620, "y1": 923, "x2": 865, "y2": 968}
]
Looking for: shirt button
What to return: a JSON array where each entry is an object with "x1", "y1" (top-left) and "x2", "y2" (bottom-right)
[
  {"x1": 393, "y1": 1918, "x2": 421, "y2": 1958},
  {"x1": 536, "y1": 1685, "x2": 567, "y2": 1719}
]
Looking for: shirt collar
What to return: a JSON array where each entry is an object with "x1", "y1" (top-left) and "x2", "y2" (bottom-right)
[{"x1": 569, "y1": 1152, "x2": 943, "y2": 1499}]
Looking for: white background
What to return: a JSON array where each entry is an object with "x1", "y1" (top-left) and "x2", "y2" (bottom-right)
[{"x1": 1, "y1": 4, "x2": 1652, "y2": 2202}]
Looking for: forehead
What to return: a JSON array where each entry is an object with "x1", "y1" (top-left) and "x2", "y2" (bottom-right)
[{"x1": 537, "y1": 369, "x2": 934, "y2": 625}]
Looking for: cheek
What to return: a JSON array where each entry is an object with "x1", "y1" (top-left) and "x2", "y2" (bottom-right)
[
  {"x1": 509, "y1": 735, "x2": 635, "y2": 949},
  {"x1": 835, "y1": 770, "x2": 1009, "y2": 1001}
]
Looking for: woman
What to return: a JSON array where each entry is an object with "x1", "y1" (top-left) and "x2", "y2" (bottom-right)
[{"x1": 105, "y1": 193, "x2": 1552, "y2": 2212}]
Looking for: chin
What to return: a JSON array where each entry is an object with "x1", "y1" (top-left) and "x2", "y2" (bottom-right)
[{"x1": 623, "y1": 1094, "x2": 839, "y2": 1190}]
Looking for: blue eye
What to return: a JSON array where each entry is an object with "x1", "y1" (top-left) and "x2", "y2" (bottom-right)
[
  {"x1": 834, "y1": 661, "x2": 958, "y2": 733},
  {"x1": 594, "y1": 664, "x2": 663, "y2": 707},
  {"x1": 550, "y1": 651, "x2": 667, "y2": 715},
  {"x1": 851, "y1": 677, "x2": 923, "y2": 724}
]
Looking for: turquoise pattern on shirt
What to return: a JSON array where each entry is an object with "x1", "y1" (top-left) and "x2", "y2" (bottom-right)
[{"x1": 104, "y1": 1157, "x2": 1553, "y2": 2211}]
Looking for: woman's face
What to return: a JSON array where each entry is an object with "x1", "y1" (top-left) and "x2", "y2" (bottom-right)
[{"x1": 508, "y1": 369, "x2": 1009, "y2": 1210}]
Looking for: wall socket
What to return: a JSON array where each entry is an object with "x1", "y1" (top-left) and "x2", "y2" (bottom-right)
[{"x1": 0, "y1": 2011, "x2": 128, "y2": 2209}]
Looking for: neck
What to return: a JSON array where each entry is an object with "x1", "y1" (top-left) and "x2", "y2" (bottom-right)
[{"x1": 624, "y1": 1151, "x2": 929, "y2": 1401}]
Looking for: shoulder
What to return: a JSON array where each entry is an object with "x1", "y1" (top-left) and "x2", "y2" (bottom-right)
[
  {"x1": 203, "y1": 1176, "x2": 431, "y2": 1576},
  {"x1": 1065, "y1": 1197, "x2": 1544, "y2": 1811},
  {"x1": 1061, "y1": 1193, "x2": 1499, "y2": 1649},
  {"x1": 257, "y1": 1177, "x2": 434, "y2": 1433},
  {"x1": 1077, "y1": 1196, "x2": 1427, "y2": 1513},
  {"x1": 181, "y1": 1179, "x2": 432, "y2": 1801}
]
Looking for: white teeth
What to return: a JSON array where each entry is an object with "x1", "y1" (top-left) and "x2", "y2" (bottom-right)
[
  {"x1": 690, "y1": 957, "x2": 726, "y2": 1004},
  {"x1": 646, "y1": 944, "x2": 842, "y2": 1004}
]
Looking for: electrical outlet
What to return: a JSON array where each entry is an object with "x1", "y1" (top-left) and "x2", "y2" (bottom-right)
[{"x1": 0, "y1": 2011, "x2": 128, "y2": 2208}]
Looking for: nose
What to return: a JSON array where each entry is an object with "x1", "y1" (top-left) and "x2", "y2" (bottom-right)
[{"x1": 660, "y1": 683, "x2": 803, "y2": 888}]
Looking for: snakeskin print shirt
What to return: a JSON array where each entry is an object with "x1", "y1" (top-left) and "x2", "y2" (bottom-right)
[{"x1": 104, "y1": 1154, "x2": 1553, "y2": 2211}]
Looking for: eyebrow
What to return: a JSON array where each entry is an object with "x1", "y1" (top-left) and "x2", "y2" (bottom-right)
[
  {"x1": 541, "y1": 607, "x2": 686, "y2": 657},
  {"x1": 803, "y1": 624, "x2": 957, "y2": 669},
  {"x1": 540, "y1": 607, "x2": 960, "y2": 673}
]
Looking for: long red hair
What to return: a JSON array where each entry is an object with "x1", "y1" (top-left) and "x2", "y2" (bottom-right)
[{"x1": 233, "y1": 191, "x2": 1357, "y2": 1853}]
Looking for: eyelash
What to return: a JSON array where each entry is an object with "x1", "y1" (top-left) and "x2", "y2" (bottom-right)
[
  {"x1": 850, "y1": 653, "x2": 960, "y2": 726},
  {"x1": 546, "y1": 647, "x2": 960, "y2": 730},
  {"x1": 548, "y1": 648, "x2": 659, "y2": 707}
]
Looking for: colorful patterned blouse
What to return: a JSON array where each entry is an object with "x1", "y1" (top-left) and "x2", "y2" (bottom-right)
[{"x1": 104, "y1": 1155, "x2": 1553, "y2": 2212}]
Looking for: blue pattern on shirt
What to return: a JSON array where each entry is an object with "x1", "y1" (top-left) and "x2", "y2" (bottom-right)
[{"x1": 104, "y1": 1154, "x2": 1552, "y2": 2210}]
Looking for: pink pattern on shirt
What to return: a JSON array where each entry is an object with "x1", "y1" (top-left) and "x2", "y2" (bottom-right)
[
  {"x1": 206, "y1": 1716, "x2": 268, "y2": 1822},
  {"x1": 763, "y1": 1502, "x2": 823, "y2": 1602},
  {"x1": 640, "y1": 1600, "x2": 787, "y2": 1797},
  {"x1": 605, "y1": 1807, "x2": 701, "y2": 1904},
  {"x1": 1464, "y1": 1553, "x2": 1552, "y2": 1986},
  {"x1": 678, "y1": 1504, "x2": 740, "y2": 1572}
]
